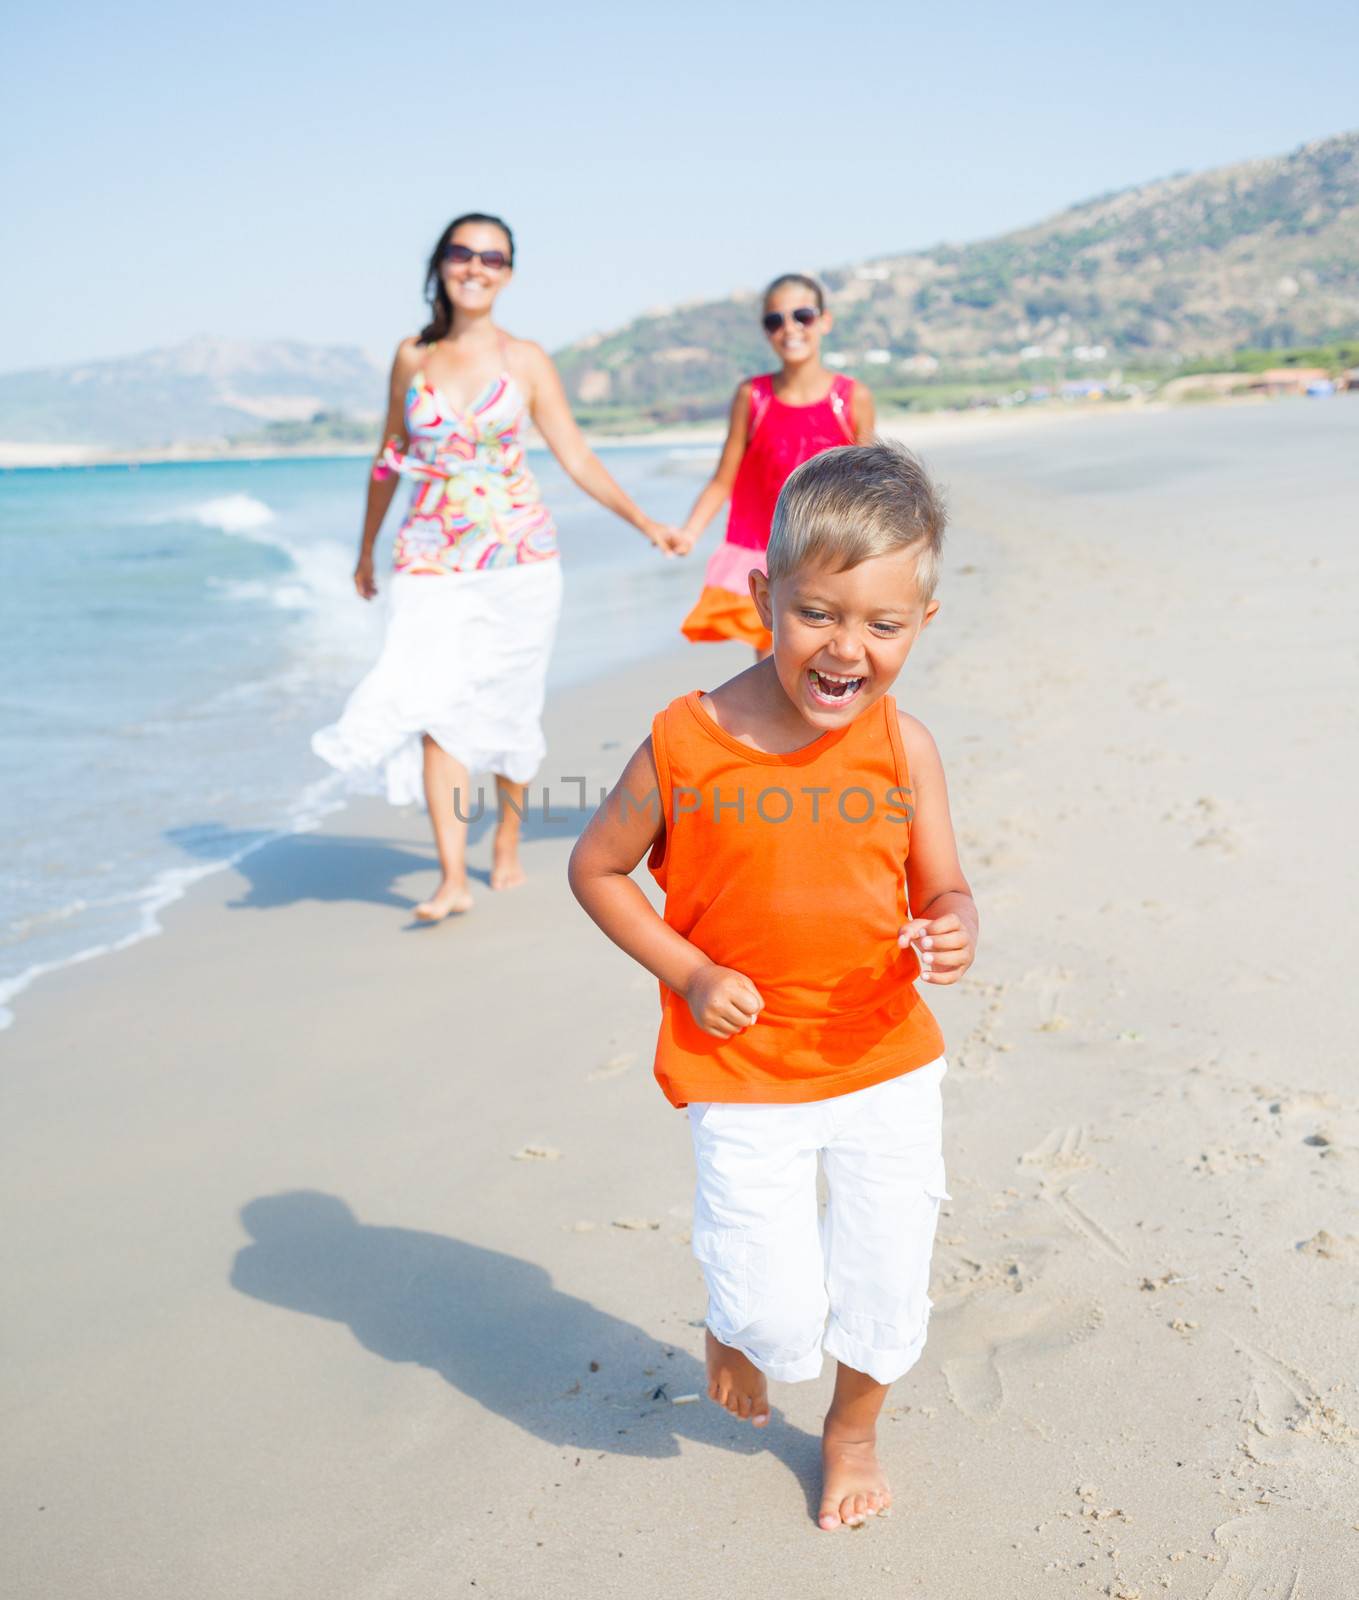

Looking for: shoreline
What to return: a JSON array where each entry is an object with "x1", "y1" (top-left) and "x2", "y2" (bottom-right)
[
  {"x1": 0, "y1": 775, "x2": 351, "y2": 1032},
  {"x1": 0, "y1": 644, "x2": 704, "y2": 1035},
  {"x1": 0, "y1": 392, "x2": 1286, "y2": 471}
]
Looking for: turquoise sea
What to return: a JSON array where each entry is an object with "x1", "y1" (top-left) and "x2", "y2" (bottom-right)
[{"x1": 0, "y1": 444, "x2": 716, "y2": 1025}]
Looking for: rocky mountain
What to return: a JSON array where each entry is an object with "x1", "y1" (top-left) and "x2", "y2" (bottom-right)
[
  {"x1": 6, "y1": 130, "x2": 1356, "y2": 450},
  {"x1": 0, "y1": 336, "x2": 384, "y2": 449},
  {"x1": 556, "y1": 130, "x2": 1359, "y2": 420}
]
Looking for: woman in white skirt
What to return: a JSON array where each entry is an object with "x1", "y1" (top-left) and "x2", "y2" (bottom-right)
[{"x1": 313, "y1": 212, "x2": 679, "y2": 920}]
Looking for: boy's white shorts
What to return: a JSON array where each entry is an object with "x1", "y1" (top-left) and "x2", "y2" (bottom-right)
[{"x1": 688, "y1": 1058, "x2": 948, "y2": 1386}]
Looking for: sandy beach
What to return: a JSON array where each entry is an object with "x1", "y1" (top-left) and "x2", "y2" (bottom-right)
[{"x1": 4, "y1": 398, "x2": 1358, "y2": 1598}]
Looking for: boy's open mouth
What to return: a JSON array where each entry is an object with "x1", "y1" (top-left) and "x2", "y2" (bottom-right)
[{"x1": 807, "y1": 668, "x2": 865, "y2": 706}]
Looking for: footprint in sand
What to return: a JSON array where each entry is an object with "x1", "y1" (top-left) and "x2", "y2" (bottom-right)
[
  {"x1": 942, "y1": 1348, "x2": 1005, "y2": 1422},
  {"x1": 1234, "y1": 1338, "x2": 1358, "y2": 1452},
  {"x1": 951, "y1": 980, "x2": 1015, "y2": 1077},
  {"x1": 939, "y1": 1298, "x2": 1106, "y2": 1424},
  {"x1": 1020, "y1": 1125, "x2": 1094, "y2": 1174},
  {"x1": 1295, "y1": 1230, "x2": 1354, "y2": 1259},
  {"x1": 1130, "y1": 678, "x2": 1182, "y2": 713},
  {"x1": 1040, "y1": 1181, "x2": 1130, "y2": 1263},
  {"x1": 1017, "y1": 965, "x2": 1074, "y2": 1034},
  {"x1": 1190, "y1": 1144, "x2": 1268, "y2": 1177},
  {"x1": 1161, "y1": 794, "x2": 1249, "y2": 856},
  {"x1": 1259, "y1": 1087, "x2": 1341, "y2": 1115},
  {"x1": 1217, "y1": 1351, "x2": 1359, "y2": 1591},
  {"x1": 1205, "y1": 1512, "x2": 1316, "y2": 1600},
  {"x1": 587, "y1": 1052, "x2": 636, "y2": 1083}
]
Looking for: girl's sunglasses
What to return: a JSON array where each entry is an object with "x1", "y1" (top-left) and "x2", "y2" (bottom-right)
[
  {"x1": 442, "y1": 243, "x2": 511, "y2": 271},
  {"x1": 762, "y1": 306, "x2": 820, "y2": 333}
]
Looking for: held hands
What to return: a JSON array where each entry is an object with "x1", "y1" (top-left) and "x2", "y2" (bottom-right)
[
  {"x1": 639, "y1": 517, "x2": 688, "y2": 557},
  {"x1": 899, "y1": 914, "x2": 974, "y2": 986},
  {"x1": 684, "y1": 963, "x2": 764, "y2": 1038},
  {"x1": 354, "y1": 555, "x2": 378, "y2": 600}
]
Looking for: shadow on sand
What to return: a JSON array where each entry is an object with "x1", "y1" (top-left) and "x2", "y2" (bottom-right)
[
  {"x1": 230, "y1": 1191, "x2": 821, "y2": 1497},
  {"x1": 167, "y1": 796, "x2": 594, "y2": 914},
  {"x1": 167, "y1": 823, "x2": 430, "y2": 911}
]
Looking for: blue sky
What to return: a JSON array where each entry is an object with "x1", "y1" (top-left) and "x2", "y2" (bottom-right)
[{"x1": 2, "y1": 0, "x2": 1355, "y2": 377}]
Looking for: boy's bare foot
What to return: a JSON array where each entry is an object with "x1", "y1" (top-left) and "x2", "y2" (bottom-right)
[
  {"x1": 705, "y1": 1329, "x2": 770, "y2": 1426},
  {"x1": 489, "y1": 848, "x2": 527, "y2": 891},
  {"x1": 819, "y1": 1422, "x2": 891, "y2": 1530},
  {"x1": 413, "y1": 879, "x2": 474, "y2": 921}
]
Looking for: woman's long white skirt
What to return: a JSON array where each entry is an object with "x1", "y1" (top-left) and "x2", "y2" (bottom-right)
[{"x1": 312, "y1": 561, "x2": 563, "y2": 807}]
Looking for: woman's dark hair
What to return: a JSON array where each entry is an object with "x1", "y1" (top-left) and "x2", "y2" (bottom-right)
[
  {"x1": 763, "y1": 272, "x2": 825, "y2": 314},
  {"x1": 419, "y1": 213, "x2": 516, "y2": 344}
]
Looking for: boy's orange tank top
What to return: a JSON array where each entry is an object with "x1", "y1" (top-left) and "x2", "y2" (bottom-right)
[{"x1": 647, "y1": 690, "x2": 944, "y2": 1108}]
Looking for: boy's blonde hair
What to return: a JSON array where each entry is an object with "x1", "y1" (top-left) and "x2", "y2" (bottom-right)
[{"x1": 766, "y1": 440, "x2": 947, "y2": 600}]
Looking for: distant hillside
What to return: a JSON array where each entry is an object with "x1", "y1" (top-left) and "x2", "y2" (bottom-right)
[
  {"x1": 0, "y1": 337, "x2": 384, "y2": 449},
  {"x1": 556, "y1": 130, "x2": 1359, "y2": 420}
]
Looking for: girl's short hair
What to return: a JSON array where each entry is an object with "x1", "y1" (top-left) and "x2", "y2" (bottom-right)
[
  {"x1": 767, "y1": 441, "x2": 947, "y2": 600},
  {"x1": 762, "y1": 272, "x2": 825, "y2": 313}
]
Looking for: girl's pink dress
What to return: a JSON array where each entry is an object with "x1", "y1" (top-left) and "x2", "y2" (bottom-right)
[{"x1": 682, "y1": 373, "x2": 856, "y2": 648}]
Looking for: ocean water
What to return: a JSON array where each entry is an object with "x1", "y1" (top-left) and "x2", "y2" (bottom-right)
[{"x1": 0, "y1": 445, "x2": 716, "y2": 1025}]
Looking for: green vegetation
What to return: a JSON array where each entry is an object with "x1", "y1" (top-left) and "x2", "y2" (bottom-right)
[
  {"x1": 875, "y1": 379, "x2": 1023, "y2": 412},
  {"x1": 1183, "y1": 342, "x2": 1359, "y2": 376},
  {"x1": 552, "y1": 130, "x2": 1359, "y2": 424},
  {"x1": 237, "y1": 410, "x2": 377, "y2": 449}
]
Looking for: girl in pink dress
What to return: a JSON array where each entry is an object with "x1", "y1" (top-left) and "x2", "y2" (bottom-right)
[{"x1": 677, "y1": 274, "x2": 876, "y2": 656}]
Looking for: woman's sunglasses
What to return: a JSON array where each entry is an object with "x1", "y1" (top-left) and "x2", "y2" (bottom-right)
[
  {"x1": 762, "y1": 307, "x2": 820, "y2": 333},
  {"x1": 442, "y1": 243, "x2": 512, "y2": 271}
]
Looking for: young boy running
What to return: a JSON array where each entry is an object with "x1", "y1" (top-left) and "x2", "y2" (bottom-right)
[{"x1": 568, "y1": 441, "x2": 977, "y2": 1531}]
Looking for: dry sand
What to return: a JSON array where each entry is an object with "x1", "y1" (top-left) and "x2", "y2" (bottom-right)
[{"x1": 3, "y1": 398, "x2": 1357, "y2": 1598}]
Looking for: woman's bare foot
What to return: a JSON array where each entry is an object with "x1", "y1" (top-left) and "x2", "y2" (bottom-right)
[
  {"x1": 818, "y1": 1422, "x2": 891, "y2": 1530},
  {"x1": 489, "y1": 846, "x2": 527, "y2": 891},
  {"x1": 705, "y1": 1329, "x2": 770, "y2": 1426},
  {"x1": 413, "y1": 878, "x2": 474, "y2": 922}
]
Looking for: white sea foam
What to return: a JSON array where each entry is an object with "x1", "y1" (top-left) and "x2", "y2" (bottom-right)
[
  {"x1": 213, "y1": 534, "x2": 382, "y2": 679},
  {"x1": 186, "y1": 489, "x2": 381, "y2": 659},
  {"x1": 186, "y1": 492, "x2": 277, "y2": 534},
  {"x1": 210, "y1": 538, "x2": 356, "y2": 616},
  {"x1": 0, "y1": 774, "x2": 347, "y2": 1030}
]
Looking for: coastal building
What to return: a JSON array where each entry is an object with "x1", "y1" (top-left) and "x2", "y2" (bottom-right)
[{"x1": 1060, "y1": 379, "x2": 1108, "y2": 400}]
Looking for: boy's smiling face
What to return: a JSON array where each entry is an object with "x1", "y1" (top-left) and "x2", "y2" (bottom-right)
[{"x1": 751, "y1": 548, "x2": 939, "y2": 730}]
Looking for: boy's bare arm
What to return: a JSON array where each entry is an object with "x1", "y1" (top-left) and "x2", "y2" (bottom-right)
[
  {"x1": 897, "y1": 712, "x2": 978, "y2": 986},
  {"x1": 568, "y1": 739, "x2": 762, "y2": 1036}
]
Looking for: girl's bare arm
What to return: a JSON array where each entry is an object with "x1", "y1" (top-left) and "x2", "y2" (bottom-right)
[
  {"x1": 851, "y1": 380, "x2": 877, "y2": 444},
  {"x1": 675, "y1": 381, "x2": 752, "y2": 553}
]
